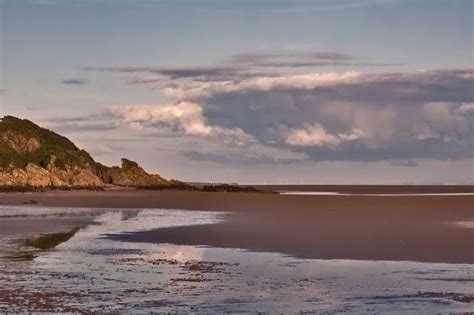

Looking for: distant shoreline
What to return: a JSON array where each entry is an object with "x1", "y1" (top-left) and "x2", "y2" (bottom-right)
[
  {"x1": 1, "y1": 184, "x2": 473, "y2": 195},
  {"x1": 252, "y1": 184, "x2": 474, "y2": 194}
]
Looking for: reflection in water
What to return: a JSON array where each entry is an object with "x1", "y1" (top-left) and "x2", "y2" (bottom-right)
[{"x1": 0, "y1": 206, "x2": 472, "y2": 313}]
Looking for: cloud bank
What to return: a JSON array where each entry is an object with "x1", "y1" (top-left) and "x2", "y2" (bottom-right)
[{"x1": 83, "y1": 52, "x2": 474, "y2": 164}]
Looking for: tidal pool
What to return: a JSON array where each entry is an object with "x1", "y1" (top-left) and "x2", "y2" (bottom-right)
[{"x1": 0, "y1": 206, "x2": 472, "y2": 313}]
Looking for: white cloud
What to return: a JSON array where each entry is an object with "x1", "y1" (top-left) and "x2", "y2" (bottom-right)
[
  {"x1": 162, "y1": 72, "x2": 361, "y2": 101},
  {"x1": 285, "y1": 123, "x2": 364, "y2": 147},
  {"x1": 109, "y1": 102, "x2": 212, "y2": 136},
  {"x1": 108, "y1": 102, "x2": 254, "y2": 146}
]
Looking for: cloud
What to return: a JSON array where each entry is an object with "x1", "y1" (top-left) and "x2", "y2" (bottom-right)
[
  {"x1": 161, "y1": 71, "x2": 363, "y2": 101},
  {"x1": 44, "y1": 113, "x2": 104, "y2": 123},
  {"x1": 181, "y1": 150, "x2": 304, "y2": 165},
  {"x1": 41, "y1": 114, "x2": 118, "y2": 134},
  {"x1": 108, "y1": 102, "x2": 254, "y2": 147},
  {"x1": 225, "y1": 51, "x2": 355, "y2": 68},
  {"x1": 285, "y1": 123, "x2": 364, "y2": 147},
  {"x1": 161, "y1": 69, "x2": 472, "y2": 103},
  {"x1": 81, "y1": 50, "x2": 398, "y2": 84},
  {"x1": 51, "y1": 122, "x2": 118, "y2": 133},
  {"x1": 109, "y1": 102, "x2": 212, "y2": 135},
  {"x1": 186, "y1": 68, "x2": 472, "y2": 161},
  {"x1": 82, "y1": 50, "x2": 473, "y2": 163},
  {"x1": 82, "y1": 65, "x2": 239, "y2": 80},
  {"x1": 109, "y1": 67, "x2": 473, "y2": 161},
  {"x1": 60, "y1": 78, "x2": 88, "y2": 86},
  {"x1": 180, "y1": 141, "x2": 308, "y2": 164}
]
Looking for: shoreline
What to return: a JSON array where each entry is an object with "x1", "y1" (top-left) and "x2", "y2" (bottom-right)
[
  {"x1": 255, "y1": 184, "x2": 474, "y2": 194},
  {"x1": 1, "y1": 190, "x2": 473, "y2": 264},
  {"x1": 1, "y1": 188, "x2": 474, "y2": 211}
]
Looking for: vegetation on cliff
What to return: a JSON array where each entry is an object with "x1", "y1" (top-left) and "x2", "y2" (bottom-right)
[
  {"x1": 0, "y1": 116, "x2": 97, "y2": 170},
  {"x1": 0, "y1": 116, "x2": 174, "y2": 189}
]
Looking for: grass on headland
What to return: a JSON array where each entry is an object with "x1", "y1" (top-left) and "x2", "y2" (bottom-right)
[{"x1": 21, "y1": 227, "x2": 82, "y2": 250}]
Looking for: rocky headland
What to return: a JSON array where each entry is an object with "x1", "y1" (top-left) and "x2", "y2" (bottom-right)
[{"x1": 0, "y1": 116, "x2": 179, "y2": 190}]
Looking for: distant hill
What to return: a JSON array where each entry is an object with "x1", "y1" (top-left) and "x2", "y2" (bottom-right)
[{"x1": 0, "y1": 116, "x2": 174, "y2": 189}]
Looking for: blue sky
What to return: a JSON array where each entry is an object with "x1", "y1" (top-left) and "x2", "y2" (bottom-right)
[{"x1": 0, "y1": 0, "x2": 473, "y2": 184}]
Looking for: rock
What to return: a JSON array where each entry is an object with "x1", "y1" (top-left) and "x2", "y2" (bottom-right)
[
  {"x1": 70, "y1": 168, "x2": 104, "y2": 187},
  {"x1": 109, "y1": 159, "x2": 169, "y2": 187},
  {"x1": 0, "y1": 116, "x2": 173, "y2": 190},
  {"x1": 48, "y1": 165, "x2": 103, "y2": 188},
  {"x1": 0, "y1": 168, "x2": 28, "y2": 186},
  {"x1": 26, "y1": 163, "x2": 53, "y2": 187}
]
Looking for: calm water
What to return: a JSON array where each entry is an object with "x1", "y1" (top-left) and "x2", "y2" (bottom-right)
[{"x1": 0, "y1": 206, "x2": 472, "y2": 313}]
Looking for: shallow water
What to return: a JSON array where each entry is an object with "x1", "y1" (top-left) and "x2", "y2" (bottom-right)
[{"x1": 0, "y1": 206, "x2": 472, "y2": 313}]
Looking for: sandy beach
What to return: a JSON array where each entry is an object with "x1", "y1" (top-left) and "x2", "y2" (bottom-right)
[{"x1": 1, "y1": 189, "x2": 473, "y2": 264}]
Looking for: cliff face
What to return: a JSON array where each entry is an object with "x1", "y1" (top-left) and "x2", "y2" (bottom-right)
[
  {"x1": 0, "y1": 116, "x2": 173, "y2": 189},
  {"x1": 0, "y1": 163, "x2": 104, "y2": 188},
  {"x1": 108, "y1": 159, "x2": 169, "y2": 187}
]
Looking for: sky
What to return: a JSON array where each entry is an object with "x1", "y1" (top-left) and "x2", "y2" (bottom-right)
[{"x1": 0, "y1": 0, "x2": 473, "y2": 184}]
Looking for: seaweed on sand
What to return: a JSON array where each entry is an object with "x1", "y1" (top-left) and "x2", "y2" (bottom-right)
[{"x1": 21, "y1": 227, "x2": 82, "y2": 250}]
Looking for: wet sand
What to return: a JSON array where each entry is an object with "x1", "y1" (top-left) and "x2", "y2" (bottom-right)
[
  {"x1": 2, "y1": 206, "x2": 472, "y2": 313},
  {"x1": 1, "y1": 189, "x2": 473, "y2": 263}
]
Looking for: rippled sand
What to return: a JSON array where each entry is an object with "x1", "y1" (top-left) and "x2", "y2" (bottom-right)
[{"x1": 0, "y1": 206, "x2": 473, "y2": 313}]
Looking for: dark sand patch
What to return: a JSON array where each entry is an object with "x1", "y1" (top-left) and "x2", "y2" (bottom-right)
[
  {"x1": 107, "y1": 218, "x2": 474, "y2": 264},
  {"x1": 21, "y1": 227, "x2": 82, "y2": 250}
]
